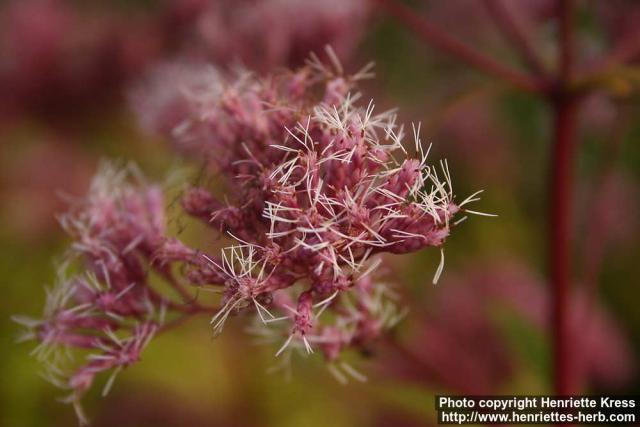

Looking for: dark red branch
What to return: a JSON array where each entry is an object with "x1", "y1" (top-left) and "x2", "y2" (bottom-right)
[
  {"x1": 558, "y1": 0, "x2": 575, "y2": 82},
  {"x1": 549, "y1": 96, "x2": 578, "y2": 397},
  {"x1": 550, "y1": 0, "x2": 578, "y2": 401},
  {"x1": 596, "y1": 27, "x2": 640, "y2": 71},
  {"x1": 482, "y1": 0, "x2": 548, "y2": 75},
  {"x1": 375, "y1": 0, "x2": 546, "y2": 93}
]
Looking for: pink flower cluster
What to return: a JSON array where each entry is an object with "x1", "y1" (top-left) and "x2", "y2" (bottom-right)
[
  {"x1": 14, "y1": 165, "x2": 175, "y2": 423},
  {"x1": 0, "y1": 0, "x2": 158, "y2": 123},
  {"x1": 183, "y1": 0, "x2": 367, "y2": 71},
  {"x1": 18, "y1": 53, "x2": 484, "y2": 422},
  {"x1": 381, "y1": 262, "x2": 634, "y2": 393}
]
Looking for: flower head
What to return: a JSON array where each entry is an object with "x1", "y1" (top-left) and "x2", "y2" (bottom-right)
[
  {"x1": 164, "y1": 50, "x2": 486, "y2": 360},
  {"x1": 19, "y1": 51, "x2": 488, "y2": 423}
]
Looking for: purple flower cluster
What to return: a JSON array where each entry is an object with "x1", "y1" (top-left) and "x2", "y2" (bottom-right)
[{"x1": 18, "y1": 52, "x2": 485, "y2": 422}]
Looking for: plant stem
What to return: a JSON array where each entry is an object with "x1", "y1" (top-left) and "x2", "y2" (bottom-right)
[
  {"x1": 558, "y1": 0, "x2": 574, "y2": 81},
  {"x1": 550, "y1": 0, "x2": 577, "y2": 399},
  {"x1": 482, "y1": 0, "x2": 548, "y2": 75},
  {"x1": 375, "y1": 0, "x2": 546, "y2": 93},
  {"x1": 379, "y1": 0, "x2": 587, "y2": 399},
  {"x1": 549, "y1": 95, "x2": 578, "y2": 396}
]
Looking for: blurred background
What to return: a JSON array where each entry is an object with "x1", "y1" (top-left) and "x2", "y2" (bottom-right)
[{"x1": 1, "y1": 0, "x2": 639, "y2": 426}]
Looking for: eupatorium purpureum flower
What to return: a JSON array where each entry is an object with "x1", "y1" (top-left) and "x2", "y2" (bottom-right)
[
  {"x1": 178, "y1": 0, "x2": 367, "y2": 71},
  {"x1": 0, "y1": 0, "x2": 161, "y2": 123},
  {"x1": 17, "y1": 51, "x2": 489, "y2": 423}
]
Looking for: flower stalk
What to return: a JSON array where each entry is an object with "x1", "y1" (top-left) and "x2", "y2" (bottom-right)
[
  {"x1": 550, "y1": 0, "x2": 578, "y2": 400},
  {"x1": 376, "y1": 0, "x2": 613, "y2": 402},
  {"x1": 374, "y1": 0, "x2": 548, "y2": 93},
  {"x1": 549, "y1": 94, "x2": 578, "y2": 396}
]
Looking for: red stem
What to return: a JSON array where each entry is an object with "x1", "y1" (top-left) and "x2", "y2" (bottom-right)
[
  {"x1": 378, "y1": 0, "x2": 586, "y2": 400},
  {"x1": 482, "y1": 0, "x2": 548, "y2": 75},
  {"x1": 549, "y1": 96, "x2": 578, "y2": 397},
  {"x1": 550, "y1": 0, "x2": 577, "y2": 399},
  {"x1": 375, "y1": 0, "x2": 546, "y2": 93},
  {"x1": 558, "y1": 0, "x2": 574, "y2": 81}
]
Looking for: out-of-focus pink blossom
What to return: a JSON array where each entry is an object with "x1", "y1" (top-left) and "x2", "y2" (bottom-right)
[
  {"x1": 188, "y1": 0, "x2": 368, "y2": 72},
  {"x1": 380, "y1": 262, "x2": 634, "y2": 393},
  {"x1": 578, "y1": 94, "x2": 618, "y2": 135},
  {"x1": 0, "y1": 140, "x2": 93, "y2": 241},
  {"x1": 581, "y1": 171, "x2": 639, "y2": 249},
  {"x1": 594, "y1": 0, "x2": 640, "y2": 45},
  {"x1": 131, "y1": 61, "x2": 222, "y2": 139},
  {"x1": 132, "y1": 0, "x2": 370, "y2": 143},
  {"x1": 0, "y1": 0, "x2": 161, "y2": 124},
  {"x1": 436, "y1": 98, "x2": 514, "y2": 181}
]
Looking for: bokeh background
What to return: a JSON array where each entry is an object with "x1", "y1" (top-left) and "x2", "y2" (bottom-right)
[{"x1": 1, "y1": 1, "x2": 639, "y2": 426}]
